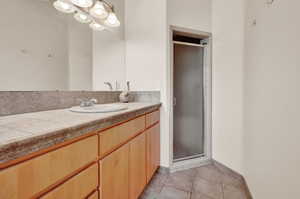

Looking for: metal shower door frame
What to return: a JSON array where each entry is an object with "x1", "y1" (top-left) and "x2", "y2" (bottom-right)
[{"x1": 169, "y1": 26, "x2": 212, "y2": 171}]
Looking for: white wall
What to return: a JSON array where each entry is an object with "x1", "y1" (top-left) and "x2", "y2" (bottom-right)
[
  {"x1": 125, "y1": 0, "x2": 167, "y2": 91},
  {"x1": 0, "y1": 0, "x2": 69, "y2": 91},
  {"x1": 244, "y1": 1, "x2": 300, "y2": 198},
  {"x1": 125, "y1": 0, "x2": 168, "y2": 166},
  {"x1": 68, "y1": 20, "x2": 93, "y2": 90},
  {"x1": 211, "y1": 0, "x2": 246, "y2": 174},
  {"x1": 93, "y1": 0, "x2": 126, "y2": 91},
  {"x1": 168, "y1": 0, "x2": 211, "y2": 32},
  {"x1": 168, "y1": 0, "x2": 246, "y2": 174}
]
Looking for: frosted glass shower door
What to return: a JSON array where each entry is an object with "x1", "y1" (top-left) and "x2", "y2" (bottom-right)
[{"x1": 173, "y1": 43, "x2": 205, "y2": 161}]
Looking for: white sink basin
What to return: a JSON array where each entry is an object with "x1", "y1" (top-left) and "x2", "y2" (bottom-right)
[{"x1": 70, "y1": 104, "x2": 128, "y2": 113}]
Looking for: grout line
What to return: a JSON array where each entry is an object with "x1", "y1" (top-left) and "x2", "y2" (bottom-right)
[
  {"x1": 221, "y1": 183, "x2": 225, "y2": 199},
  {"x1": 164, "y1": 185, "x2": 192, "y2": 194},
  {"x1": 190, "y1": 167, "x2": 199, "y2": 199},
  {"x1": 162, "y1": 185, "x2": 192, "y2": 198},
  {"x1": 190, "y1": 181, "x2": 194, "y2": 199}
]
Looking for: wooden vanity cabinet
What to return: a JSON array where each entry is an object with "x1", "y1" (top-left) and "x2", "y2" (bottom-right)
[
  {"x1": 41, "y1": 163, "x2": 98, "y2": 199},
  {"x1": 100, "y1": 111, "x2": 160, "y2": 199},
  {"x1": 0, "y1": 109, "x2": 160, "y2": 199},
  {"x1": 146, "y1": 110, "x2": 160, "y2": 127},
  {"x1": 145, "y1": 110, "x2": 160, "y2": 182},
  {"x1": 100, "y1": 144, "x2": 130, "y2": 199},
  {"x1": 88, "y1": 190, "x2": 99, "y2": 199},
  {"x1": 146, "y1": 123, "x2": 160, "y2": 183},
  {"x1": 100, "y1": 131, "x2": 149, "y2": 199},
  {"x1": 0, "y1": 135, "x2": 98, "y2": 199},
  {"x1": 99, "y1": 116, "x2": 145, "y2": 158},
  {"x1": 129, "y1": 133, "x2": 147, "y2": 199}
]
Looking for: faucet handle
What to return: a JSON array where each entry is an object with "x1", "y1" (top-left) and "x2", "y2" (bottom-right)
[
  {"x1": 77, "y1": 98, "x2": 87, "y2": 107},
  {"x1": 104, "y1": 82, "x2": 113, "y2": 91},
  {"x1": 76, "y1": 98, "x2": 97, "y2": 107},
  {"x1": 90, "y1": 98, "x2": 98, "y2": 105},
  {"x1": 126, "y1": 81, "x2": 130, "y2": 91}
]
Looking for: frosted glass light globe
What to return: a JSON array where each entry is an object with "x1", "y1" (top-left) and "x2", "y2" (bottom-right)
[
  {"x1": 74, "y1": 12, "x2": 92, "y2": 23},
  {"x1": 89, "y1": 1, "x2": 108, "y2": 19},
  {"x1": 70, "y1": 0, "x2": 93, "y2": 8},
  {"x1": 104, "y1": 12, "x2": 120, "y2": 27},
  {"x1": 53, "y1": 0, "x2": 75, "y2": 13}
]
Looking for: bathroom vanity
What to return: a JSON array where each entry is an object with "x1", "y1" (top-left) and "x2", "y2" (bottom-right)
[{"x1": 0, "y1": 103, "x2": 161, "y2": 199}]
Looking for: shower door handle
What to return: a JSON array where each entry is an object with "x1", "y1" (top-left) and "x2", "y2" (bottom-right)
[{"x1": 173, "y1": 97, "x2": 177, "y2": 106}]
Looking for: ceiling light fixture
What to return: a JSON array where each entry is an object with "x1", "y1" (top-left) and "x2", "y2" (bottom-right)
[
  {"x1": 90, "y1": 1, "x2": 109, "y2": 19},
  {"x1": 70, "y1": 0, "x2": 93, "y2": 8},
  {"x1": 74, "y1": 12, "x2": 92, "y2": 23},
  {"x1": 53, "y1": 0, "x2": 75, "y2": 13},
  {"x1": 104, "y1": 12, "x2": 120, "y2": 27},
  {"x1": 53, "y1": 0, "x2": 120, "y2": 31}
]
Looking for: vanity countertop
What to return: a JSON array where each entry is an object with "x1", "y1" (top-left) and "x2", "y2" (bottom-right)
[{"x1": 0, "y1": 102, "x2": 161, "y2": 165}]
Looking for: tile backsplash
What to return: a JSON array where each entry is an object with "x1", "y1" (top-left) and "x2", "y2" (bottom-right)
[{"x1": 0, "y1": 91, "x2": 160, "y2": 116}]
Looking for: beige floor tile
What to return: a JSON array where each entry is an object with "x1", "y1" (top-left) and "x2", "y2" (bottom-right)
[
  {"x1": 195, "y1": 164, "x2": 223, "y2": 184},
  {"x1": 193, "y1": 178, "x2": 223, "y2": 199},
  {"x1": 191, "y1": 192, "x2": 215, "y2": 199},
  {"x1": 223, "y1": 184, "x2": 248, "y2": 199},
  {"x1": 142, "y1": 165, "x2": 251, "y2": 199},
  {"x1": 158, "y1": 186, "x2": 190, "y2": 199},
  {"x1": 164, "y1": 169, "x2": 196, "y2": 192},
  {"x1": 220, "y1": 172, "x2": 244, "y2": 189},
  {"x1": 146, "y1": 172, "x2": 168, "y2": 194}
]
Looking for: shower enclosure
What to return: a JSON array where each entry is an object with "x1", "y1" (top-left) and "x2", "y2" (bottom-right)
[{"x1": 171, "y1": 28, "x2": 211, "y2": 164}]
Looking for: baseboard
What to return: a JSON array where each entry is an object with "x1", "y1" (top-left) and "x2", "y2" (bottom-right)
[
  {"x1": 157, "y1": 166, "x2": 170, "y2": 175},
  {"x1": 212, "y1": 159, "x2": 253, "y2": 199},
  {"x1": 212, "y1": 160, "x2": 244, "y2": 181},
  {"x1": 243, "y1": 178, "x2": 253, "y2": 199}
]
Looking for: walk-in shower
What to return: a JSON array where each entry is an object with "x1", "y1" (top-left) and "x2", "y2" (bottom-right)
[{"x1": 171, "y1": 27, "x2": 212, "y2": 167}]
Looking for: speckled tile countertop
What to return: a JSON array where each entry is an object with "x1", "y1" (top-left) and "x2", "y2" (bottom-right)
[{"x1": 0, "y1": 102, "x2": 161, "y2": 164}]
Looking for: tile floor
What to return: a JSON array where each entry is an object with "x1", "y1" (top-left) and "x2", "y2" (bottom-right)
[{"x1": 140, "y1": 164, "x2": 250, "y2": 199}]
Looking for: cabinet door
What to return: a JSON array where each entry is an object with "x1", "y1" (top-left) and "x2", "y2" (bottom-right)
[
  {"x1": 146, "y1": 123, "x2": 160, "y2": 183},
  {"x1": 129, "y1": 133, "x2": 146, "y2": 199},
  {"x1": 100, "y1": 144, "x2": 129, "y2": 199}
]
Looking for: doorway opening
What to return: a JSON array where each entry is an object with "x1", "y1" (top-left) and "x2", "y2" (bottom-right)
[{"x1": 170, "y1": 26, "x2": 212, "y2": 171}]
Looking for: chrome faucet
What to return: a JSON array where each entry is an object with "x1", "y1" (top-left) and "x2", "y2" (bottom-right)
[
  {"x1": 78, "y1": 98, "x2": 98, "y2": 107},
  {"x1": 104, "y1": 82, "x2": 113, "y2": 91}
]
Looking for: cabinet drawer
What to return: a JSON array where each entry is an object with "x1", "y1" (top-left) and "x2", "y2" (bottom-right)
[
  {"x1": 0, "y1": 135, "x2": 98, "y2": 199},
  {"x1": 42, "y1": 164, "x2": 98, "y2": 199},
  {"x1": 146, "y1": 110, "x2": 160, "y2": 128},
  {"x1": 99, "y1": 116, "x2": 145, "y2": 157}
]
